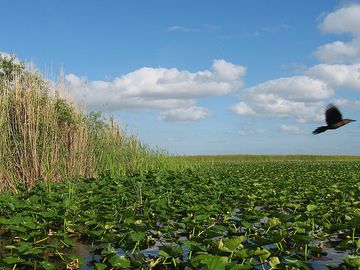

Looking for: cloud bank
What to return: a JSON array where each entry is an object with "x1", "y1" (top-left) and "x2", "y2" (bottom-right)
[
  {"x1": 315, "y1": 4, "x2": 360, "y2": 64},
  {"x1": 231, "y1": 3, "x2": 360, "y2": 124},
  {"x1": 66, "y1": 59, "x2": 246, "y2": 122},
  {"x1": 231, "y1": 76, "x2": 330, "y2": 122}
]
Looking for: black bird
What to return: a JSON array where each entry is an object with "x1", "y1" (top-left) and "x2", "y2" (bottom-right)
[{"x1": 313, "y1": 104, "x2": 356, "y2": 134}]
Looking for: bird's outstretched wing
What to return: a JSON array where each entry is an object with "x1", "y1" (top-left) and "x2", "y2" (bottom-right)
[
  {"x1": 313, "y1": 126, "x2": 328, "y2": 134},
  {"x1": 325, "y1": 104, "x2": 342, "y2": 126}
]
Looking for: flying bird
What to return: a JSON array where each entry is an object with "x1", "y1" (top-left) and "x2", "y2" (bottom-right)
[{"x1": 313, "y1": 104, "x2": 356, "y2": 135}]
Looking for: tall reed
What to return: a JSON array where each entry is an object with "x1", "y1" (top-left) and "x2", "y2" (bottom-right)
[{"x1": 0, "y1": 68, "x2": 169, "y2": 193}]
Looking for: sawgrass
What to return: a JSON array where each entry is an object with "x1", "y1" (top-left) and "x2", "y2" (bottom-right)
[{"x1": 0, "y1": 69, "x2": 178, "y2": 192}]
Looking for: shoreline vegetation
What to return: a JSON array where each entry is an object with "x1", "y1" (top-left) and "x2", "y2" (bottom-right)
[
  {"x1": 0, "y1": 55, "x2": 190, "y2": 193},
  {"x1": 182, "y1": 154, "x2": 360, "y2": 163},
  {"x1": 1, "y1": 55, "x2": 359, "y2": 193}
]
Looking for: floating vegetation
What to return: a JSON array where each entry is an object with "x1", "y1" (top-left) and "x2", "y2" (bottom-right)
[{"x1": 1, "y1": 160, "x2": 360, "y2": 269}]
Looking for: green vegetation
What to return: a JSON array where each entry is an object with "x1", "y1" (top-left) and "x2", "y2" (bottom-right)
[
  {"x1": 0, "y1": 55, "x2": 183, "y2": 193},
  {"x1": 1, "y1": 55, "x2": 360, "y2": 269},
  {"x1": 1, "y1": 159, "x2": 360, "y2": 269},
  {"x1": 183, "y1": 154, "x2": 360, "y2": 163}
]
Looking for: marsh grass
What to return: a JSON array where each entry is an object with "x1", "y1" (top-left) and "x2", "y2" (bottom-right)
[
  {"x1": 0, "y1": 69, "x2": 177, "y2": 192},
  {"x1": 183, "y1": 154, "x2": 360, "y2": 164}
]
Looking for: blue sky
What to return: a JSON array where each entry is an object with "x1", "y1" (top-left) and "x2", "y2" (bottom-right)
[{"x1": 1, "y1": 0, "x2": 360, "y2": 155}]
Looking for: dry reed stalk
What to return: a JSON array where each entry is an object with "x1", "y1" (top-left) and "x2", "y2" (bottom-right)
[{"x1": 0, "y1": 68, "x2": 172, "y2": 193}]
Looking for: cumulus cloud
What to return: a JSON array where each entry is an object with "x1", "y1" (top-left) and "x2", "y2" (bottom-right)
[
  {"x1": 230, "y1": 102, "x2": 256, "y2": 115},
  {"x1": 334, "y1": 98, "x2": 360, "y2": 109},
  {"x1": 280, "y1": 124, "x2": 301, "y2": 134},
  {"x1": 315, "y1": 4, "x2": 360, "y2": 64},
  {"x1": 159, "y1": 106, "x2": 210, "y2": 122},
  {"x1": 319, "y1": 4, "x2": 360, "y2": 35},
  {"x1": 314, "y1": 40, "x2": 360, "y2": 64},
  {"x1": 231, "y1": 4, "x2": 360, "y2": 124},
  {"x1": 308, "y1": 63, "x2": 360, "y2": 90},
  {"x1": 238, "y1": 128, "x2": 265, "y2": 136},
  {"x1": 231, "y1": 76, "x2": 331, "y2": 122},
  {"x1": 66, "y1": 59, "x2": 246, "y2": 122}
]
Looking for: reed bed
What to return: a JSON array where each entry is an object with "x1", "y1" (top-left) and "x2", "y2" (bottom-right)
[{"x1": 0, "y1": 66, "x2": 172, "y2": 193}]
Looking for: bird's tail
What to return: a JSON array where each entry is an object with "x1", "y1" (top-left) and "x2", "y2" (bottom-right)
[{"x1": 313, "y1": 126, "x2": 328, "y2": 135}]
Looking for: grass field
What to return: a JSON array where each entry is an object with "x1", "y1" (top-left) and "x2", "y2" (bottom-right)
[{"x1": 1, "y1": 156, "x2": 360, "y2": 269}]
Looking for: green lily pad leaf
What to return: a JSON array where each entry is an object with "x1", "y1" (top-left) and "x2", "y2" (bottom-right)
[
  {"x1": 269, "y1": 217, "x2": 281, "y2": 227},
  {"x1": 69, "y1": 255, "x2": 85, "y2": 266},
  {"x1": 219, "y1": 236, "x2": 245, "y2": 253},
  {"x1": 17, "y1": 243, "x2": 32, "y2": 253},
  {"x1": 254, "y1": 248, "x2": 271, "y2": 261},
  {"x1": 236, "y1": 248, "x2": 253, "y2": 259},
  {"x1": 124, "y1": 216, "x2": 135, "y2": 225},
  {"x1": 37, "y1": 211, "x2": 57, "y2": 218},
  {"x1": 130, "y1": 231, "x2": 146, "y2": 242},
  {"x1": 306, "y1": 204, "x2": 317, "y2": 212},
  {"x1": 269, "y1": 256, "x2": 281, "y2": 268},
  {"x1": 95, "y1": 263, "x2": 107, "y2": 270},
  {"x1": 8, "y1": 225, "x2": 27, "y2": 232},
  {"x1": 109, "y1": 254, "x2": 130, "y2": 268},
  {"x1": 193, "y1": 254, "x2": 228, "y2": 270},
  {"x1": 41, "y1": 261, "x2": 56, "y2": 270},
  {"x1": 355, "y1": 238, "x2": 360, "y2": 250},
  {"x1": 344, "y1": 256, "x2": 360, "y2": 267},
  {"x1": 226, "y1": 263, "x2": 253, "y2": 270},
  {"x1": 225, "y1": 236, "x2": 246, "y2": 251},
  {"x1": 88, "y1": 230, "x2": 104, "y2": 237},
  {"x1": 159, "y1": 245, "x2": 183, "y2": 258},
  {"x1": 3, "y1": 256, "x2": 25, "y2": 264},
  {"x1": 296, "y1": 227, "x2": 306, "y2": 234},
  {"x1": 22, "y1": 220, "x2": 37, "y2": 229},
  {"x1": 63, "y1": 198, "x2": 71, "y2": 208},
  {"x1": 350, "y1": 216, "x2": 360, "y2": 228},
  {"x1": 6, "y1": 202, "x2": 16, "y2": 211},
  {"x1": 0, "y1": 217, "x2": 12, "y2": 225},
  {"x1": 285, "y1": 258, "x2": 313, "y2": 270}
]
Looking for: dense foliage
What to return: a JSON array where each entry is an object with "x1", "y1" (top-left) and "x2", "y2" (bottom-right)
[
  {"x1": 1, "y1": 160, "x2": 360, "y2": 269},
  {"x1": 0, "y1": 54, "x2": 170, "y2": 192}
]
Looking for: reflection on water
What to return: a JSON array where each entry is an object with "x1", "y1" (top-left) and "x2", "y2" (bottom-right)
[
  {"x1": 72, "y1": 240, "x2": 349, "y2": 270},
  {"x1": 309, "y1": 247, "x2": 349, "y2": 270}
]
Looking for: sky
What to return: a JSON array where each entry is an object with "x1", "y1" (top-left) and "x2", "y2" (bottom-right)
[{"x1": 1, "y1": 0, "x2": 360, "y2": 155}]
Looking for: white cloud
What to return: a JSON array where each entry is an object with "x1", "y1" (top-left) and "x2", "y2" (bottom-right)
[
  {"x1": 167, "y1": 24, "x2": 220, "y2": 33},
  {"x1": 231, "y1": 76, "x2": 331, "y2": 122},
  {"x1": 334, "y1": 98, "x2": 360, "y2": 109},
  {"x1": 231, "y1": 4, "x2": 360, "y2": 124},
  {"x1": 280, "y1": 124, "x2": 301, "y2": 134},
  {"x1": 159, "y1": 106, "x2": 210, "y2": 122},
  {"x1": 308, "y1": 63, "x2": 360, "y2": 90},
  {"x1": 238, "y1": 128, "x2": 265, "y2": 136},
  {"x1": 319, "y1": 4, "x2": 360, "y2": 35},
  {"x1": 315, "y1": 4, "x2": 360, "y2": 64},
  {"x1": 66, "y1": 59, "x2": 246, "y2": 122},
  {"x1": 314, "y1": 39, "x2": 360, "y2": 64},
  {"x1": 230, "y1": 102, "x2": 256, "y2": 115},
  {"x1": 167, "y1": 26, "x2": 196, "y2": 33}
]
